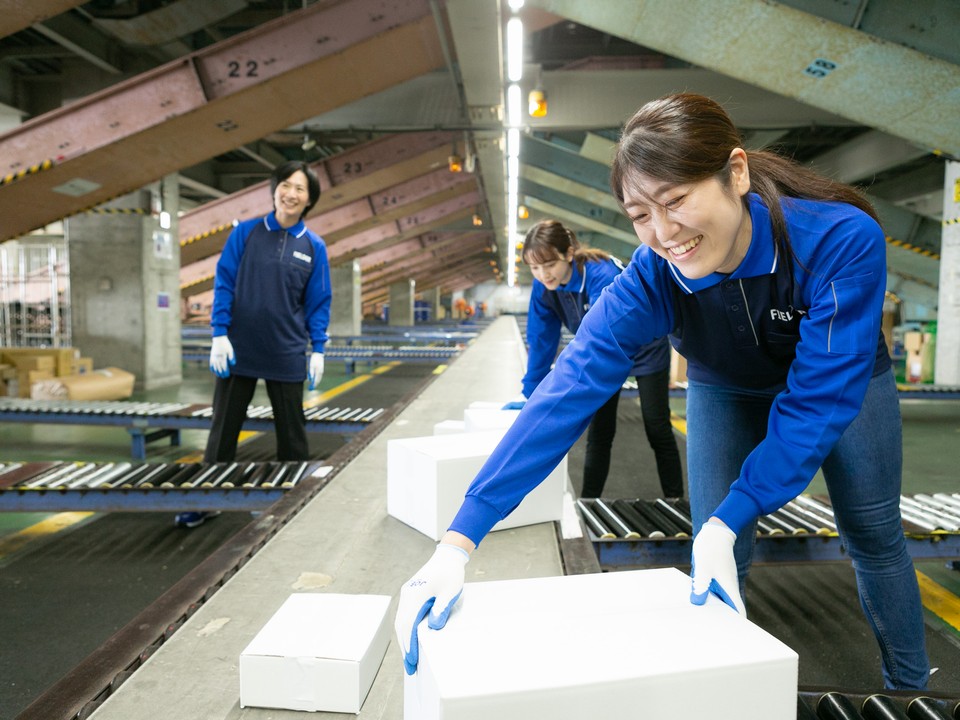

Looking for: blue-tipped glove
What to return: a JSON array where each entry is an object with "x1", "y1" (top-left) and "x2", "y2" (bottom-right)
[
  {"x1": 501, "y1": 392, "x2": 527, "y2": 411},
  {"x1": 209, "y1": 335, "x2": 236, "y2": 378},
  {"x1": 395, "y1": 543, "x2": 469, "y2": 675},
  {"x1": 690, "y1": 520, "x2": 746, "y2": 616},
  {"x1": 308, "y1": 352, "x2": 324, "y2": 390}
]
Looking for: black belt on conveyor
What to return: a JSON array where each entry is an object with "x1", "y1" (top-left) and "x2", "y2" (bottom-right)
[
  {"x1": 798, "y1": 689, "x2": 960, "y2": 719},
  {"x1": 0, "y1": 460, "x2": 325, "y2": 512},
  {"x1": 0, "y1": 399, "x2": 383, "y2": 460},
  {"x1": 579, "y1": 494, "x2": 960, "y2": 567}
]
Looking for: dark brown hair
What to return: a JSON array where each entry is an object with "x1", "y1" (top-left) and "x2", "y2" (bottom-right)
[
  {"x1": 522, "y1": 220, "x2": 611, "y2": 273},
  {"x1": 270, "y1": 160, "x2": 321, "y2": 219},
  {"x1": 610, "y1": 93, "x2": 878, "y2": 255}
]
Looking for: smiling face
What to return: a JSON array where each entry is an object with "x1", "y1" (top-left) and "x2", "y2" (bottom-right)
[
  {"x1": 525, "y1": 247, "x2": 574, "y2": 290},
  {"x1": 621, "y1": 148, "x2": 753, "y2": 279},
  {"x1": 273, "y1": 169, "x2": 311, "y2": 228}
]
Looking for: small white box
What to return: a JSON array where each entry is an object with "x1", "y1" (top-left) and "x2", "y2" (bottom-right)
[
  {"x1": 405, "y1": 568, "x2": 797, "y2": 720},
  {"x1": 433, "y1": 419, "x2": 466, "y2": 435},
  {"x1": 387, "y1": 431, "x2": 566, "y2": 541},
  {"x1": 240, "y1": 593, "x2": 391, "y2": 714},
  {"x1": 462, "y1": 407, "x2": 520, "y2": 434}
]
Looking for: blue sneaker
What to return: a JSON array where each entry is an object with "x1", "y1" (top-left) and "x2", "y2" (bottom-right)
[{"x1": 174, "y1": 511, "x2": 220, "y2": 528}]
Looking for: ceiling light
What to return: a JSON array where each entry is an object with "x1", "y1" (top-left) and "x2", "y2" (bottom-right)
[
  {"x1": 448, "y1": 154, "x2": 463, "y2": 173},
  {"x1": 506, "y1": 18, "x2": 523, "y2": 83},
  {"x1": 301, "y1": 134, "x2": 316, "y2": 151}
]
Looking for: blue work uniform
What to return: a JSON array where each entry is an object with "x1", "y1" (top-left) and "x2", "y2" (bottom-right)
[
  {"x1": 211, "y1": 213, "x2": 331, "y2": 381},
  {"x1": 523, "y1": 257, "x2": 670, "y2": 398},
  {"x1": 451, "y1": 193, "x2": 889, "y2": 542}
]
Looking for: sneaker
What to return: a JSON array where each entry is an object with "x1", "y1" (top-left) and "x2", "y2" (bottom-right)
[{"x1": 174, "y1": 511, "x2": 220, "y2": 528}]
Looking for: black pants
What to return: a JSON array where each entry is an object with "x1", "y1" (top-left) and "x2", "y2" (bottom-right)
[
  {"x1": 581, "y1": 368, "x2": 684, "y2": 499},
  {"x1": 204, "y1": 374, "x2": 308, "y2": 463}
]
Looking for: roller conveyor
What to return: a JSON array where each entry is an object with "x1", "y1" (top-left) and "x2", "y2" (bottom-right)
[
  {"x1": 579, "y1": 494, "x2": 960, "y2": 567},
  {"x1": 0, "y1": 460, "x2": 324, "y2": 512},
  {"x1": 797, "y1": 690, "x2": 960, "y2": 720},
  {"x1": 0, "y1": 399, "x2": 384, "y2": 460}
]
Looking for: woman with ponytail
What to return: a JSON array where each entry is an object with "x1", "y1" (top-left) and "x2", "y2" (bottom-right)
[
  {"x1": 520, "y1": 219, "x2": 683, "y2": 499},
  {"x1": 397, "y1": 93, "x2": 928, "y2": 691}
]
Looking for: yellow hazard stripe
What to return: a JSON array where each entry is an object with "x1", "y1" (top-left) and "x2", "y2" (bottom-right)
[
  {"x1": 885, "y1": 236, "x2": 940, "y2": 260},
  {"x1": 0, "y1": 158, "x2": 55, "y2": 187},
  {"x1": 0, "y1": 512, "x2": 93, "y2": 560},
  {"x1": 917, "y1": 570, "x2": 960, "y2": 632}
]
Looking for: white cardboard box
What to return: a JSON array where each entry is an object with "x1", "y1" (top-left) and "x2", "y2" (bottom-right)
[
  {"x1": 462, "y1": 407, "x2": 520, "y2": 434},
  {"x1": 387, "y1": 430, "x2": 566, "y2": 541},
  {"x1": 433, "y1": 419, "x2": 466, "y2": 435},
  {"x1": 240, "y1": 593, "x2": 392, "y2": 714},
  {"x1": 405, "y1": 568, "x2": 798, "y2": 720}
]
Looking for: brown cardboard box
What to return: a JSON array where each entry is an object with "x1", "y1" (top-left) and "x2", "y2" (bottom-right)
[
  {"x1": 20, "y1": 369, "x2": 55, "y2": 397},
  {"x1": 903, "y1": 332, "x2": 923, "y2": 354},
  {"x1": 55, "y1": 367, "x2": 135, "y2": 401},
  {"x1": 0, "y1": 347, "x2": 78, "y2": 377},
  {"x1": 71, "y1": 357, "x2": 94, "y2": 375}
]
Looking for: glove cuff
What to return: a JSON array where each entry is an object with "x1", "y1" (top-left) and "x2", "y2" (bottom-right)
[{"x1": 436, "y1": 543, "x2": 470, "y2": 564}]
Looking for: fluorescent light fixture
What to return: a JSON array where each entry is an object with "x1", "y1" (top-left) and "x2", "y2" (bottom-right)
[
  {"x1": 508, "y1": 0, "x2": 524, "y2": 9},
  {"x1": 507, "y1": 83, "x2": 521, "y2": 127},
  {"x1": 507, "y1": 128, "x2": 520, "y2": 158},
  {"x1": 506, "y1": 18, "x2": 523, "y2": 82}
]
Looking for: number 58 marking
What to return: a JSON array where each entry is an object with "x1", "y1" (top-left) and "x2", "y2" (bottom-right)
[{"x1": 803, "y1": 58, "x2": 837, "y2": 78}]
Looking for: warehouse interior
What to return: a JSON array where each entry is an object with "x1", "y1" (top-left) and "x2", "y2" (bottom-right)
[{"x1": 1, "y1": 1, "x2": 959, "y2": 719}]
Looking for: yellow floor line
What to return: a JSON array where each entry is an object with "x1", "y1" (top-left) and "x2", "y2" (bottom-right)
[
  {"x1": 175, "y1": 365, "x2": 398, "y2": 462},
  {"x1": 0, "y1": 512, "x2": 93, "y2": 560},
  {"x1": 670, "y1": 412, "x2": 687, "y2": 435},
  {"x1": 917, "y1": 570, "x2": 960, "y2": 633}
]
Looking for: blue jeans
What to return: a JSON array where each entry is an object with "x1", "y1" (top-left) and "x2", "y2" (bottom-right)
[{"x1": 686, "y1": 369, "x2": 929, "y2": 689}]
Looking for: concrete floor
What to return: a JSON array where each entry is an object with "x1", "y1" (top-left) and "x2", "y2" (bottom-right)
[{"x1": 1, "y1": 316, "x2": 958, "y2": 719}]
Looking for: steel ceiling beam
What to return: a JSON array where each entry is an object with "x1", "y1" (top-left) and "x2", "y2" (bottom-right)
[
  {"x1": 0, "y1": 0, "x2": 86, "y2": 39},
  {"x1": 0, "y1": 0, "x2": 445, "y2": 241},
  {"x1": 526, "y1": 0, "x2": 960, "y2": 155}
]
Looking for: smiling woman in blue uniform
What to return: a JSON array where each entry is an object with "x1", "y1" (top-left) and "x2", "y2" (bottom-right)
[
  {"x1": 521, "y1": 219, "x2": 683, "y2": 499},
  {"x1": 175, "y1": 161, "x2": 331, "y2": 528},
  {"x1": 396, "y1": 93, "x2": 929, "y2": 690}
]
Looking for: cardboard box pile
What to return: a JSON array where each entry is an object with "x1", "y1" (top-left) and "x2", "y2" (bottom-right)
[
  {"x1": 240, "y1": 593, "x2": 391, "y2": 714},
  {"x1": 0, "y1": 346, "x2": 132, "y2": 400},
  {"x1": 0, "y1": 347, "x2": 95, "y2": 398},
  {"x1": 405, "y1": 568, "x2": 798, "y2": 720},
  {"x1": 387, "y1": 429, "x2": 566, "y2": 541}
]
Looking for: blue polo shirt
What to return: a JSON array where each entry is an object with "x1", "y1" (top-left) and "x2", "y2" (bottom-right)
[
  {"x1": 523, "y1": 258, "x2": 670, "y2": 397},
  {"x1": 451, "y1": 194, "x2": 890, "y2": 541},
  {"x1": 210, "y1": 213, "x2": 331, "y2": 382}
]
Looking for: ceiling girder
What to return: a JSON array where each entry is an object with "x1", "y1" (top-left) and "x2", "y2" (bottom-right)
[
  {"x1": 526, "y1": 0, "x2": 960, "y2": 155},
  {"x1": 0, "y1": 0, "x2": 444, "y2": 241}
]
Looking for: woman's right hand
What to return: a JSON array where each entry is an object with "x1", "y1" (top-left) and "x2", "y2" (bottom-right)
[{"x1": 395, "y1": 539, "x2": 471, "y2": 675}]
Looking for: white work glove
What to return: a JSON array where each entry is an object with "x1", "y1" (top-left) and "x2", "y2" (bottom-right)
[
  {"x1": 308, "y1": 352, "x2": 324, "y2": 390},
  {"x1": 395, "y1": 543, "x2": 469, "y2": 675},
  {"x1": 502, "y1": 391, "x2": 527, "y2": 411},
  {"x1": 690, "y1": 520, "x2": 746, "y2": 616},
  {"x1": 209, "y1": 335, "x2": 236, "y2": 378}
]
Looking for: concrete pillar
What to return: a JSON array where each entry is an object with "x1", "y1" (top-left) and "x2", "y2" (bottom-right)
[
  {"x1": 424, "y1": 287, "x2": 442, "y2": 322},
  {"x1": 935, "y1": 160, "x2": 960, "y2": 384},
  {"x1": 388, "y1": 279, "x2": 415, "y2": 326},
  {"x1": 66, "y1": 177, "x2": 182, "y2": 391},
  {"x1": 329, "y1": 261, "x2": 361, "y2": 337}
]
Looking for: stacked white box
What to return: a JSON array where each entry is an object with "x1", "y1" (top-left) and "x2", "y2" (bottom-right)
[
  {"x1": 462, "y1": 407, "x2": 520, "y2": 434},
  {"x1": 387, "y1": 430, "x2": 566, "y2": 541},
  {"x1": 433, "y1": 419, "x2": 466, "y2": 435},
  {"x1": 405, "y1": 568, "x2": 798, "y2": 720},
  {"x1": 239, "y1": 593, "x2": 391, "y2": 714}
]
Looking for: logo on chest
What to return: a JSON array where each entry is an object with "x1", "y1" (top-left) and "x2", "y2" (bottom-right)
[
  {"x1": 292, "y1": 250, "x2": 312, "y2": 264},
  {"x1": 769, "y1": 307, "x2": 805, "y2": 323}
]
